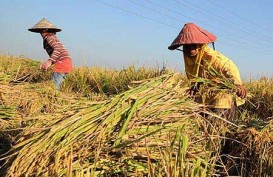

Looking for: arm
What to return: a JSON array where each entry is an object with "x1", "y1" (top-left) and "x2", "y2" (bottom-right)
[
  {"x1": 40, "y1": 35, "x2": 62, "y2": 70},
  {"x1": 211, "y1": 55, "x2": 247, "y2": 99},
  {"x1": 46, "y1": 35, "x2": 62, "y2": 63}
]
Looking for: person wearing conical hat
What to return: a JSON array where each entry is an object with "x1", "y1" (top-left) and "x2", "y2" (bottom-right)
[
  {"x1": 29, "y1": 18, "x2": 73, "y2": 90},
  {"x1": 168, "y1": 22, "x2": 246, "y2": 121}
]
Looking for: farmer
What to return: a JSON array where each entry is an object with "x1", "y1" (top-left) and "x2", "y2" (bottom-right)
[
  {"x1": 28, "y1": 18, "x2": 73, "y2": 90},
  {"x1": 168, "y1": 22, "x2": 246, "y2": 120}
]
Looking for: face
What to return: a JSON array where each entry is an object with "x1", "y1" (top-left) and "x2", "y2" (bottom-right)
[
  {"x1": 183, "y1": 44, "x2": 200, "y2": 56},
  {"x1": 40, "y1": 30, "x2": 55, "y2": 37},
  {"x1": 40, "y1": 31, "x2": 49, "y2": 37},
  {"x1": 40, "y1": 32, "x2": 46, "y2": 37}
]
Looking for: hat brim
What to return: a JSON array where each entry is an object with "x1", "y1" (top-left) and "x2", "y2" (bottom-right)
[
  {"x1": 28, "y1": 28, "x2": 61, "y2": 33},
  {"x1": 168, "y1": 44, "x2": 182, "y2": 50},
  {"x1": 168, "y1": 42, "x2": 205, "y2": 50},
  {"x1": 168, "y1": 23, "x2": 217, "y2": 51}
]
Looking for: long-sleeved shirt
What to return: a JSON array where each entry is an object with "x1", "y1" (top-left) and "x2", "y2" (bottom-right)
[
  {"x1": 43, "y1": 33, "x2": 72, "y2": 73},
  {"x1": 183, "y1": 44, "x2": 245, "y2": 108}
]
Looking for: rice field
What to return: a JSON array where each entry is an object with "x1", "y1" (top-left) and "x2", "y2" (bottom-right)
[{"x1": 0, "y1": 54, "x2": 272, "y2": 177}]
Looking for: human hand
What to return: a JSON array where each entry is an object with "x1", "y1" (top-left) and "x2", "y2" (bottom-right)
[
  {"x1": 40, "y1": 60, "x2": 52, "y2": 70},
  {"x1": 236, "y1": 84, "x2": 247, "y2": 99},
  {"x1": 186, "y1": 84, "x2": 199, "y2": 96}
]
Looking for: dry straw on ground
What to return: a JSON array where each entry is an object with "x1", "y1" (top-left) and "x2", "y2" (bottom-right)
[{"x1": 0, "y1": 54, "x2": 272, "y2": 177}]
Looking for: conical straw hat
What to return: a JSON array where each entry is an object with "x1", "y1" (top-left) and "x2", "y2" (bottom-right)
[
  {"x1": 28, "y1": 18, "x2": 61, "y2": 33},
  {"x1": 168, "y1": 23, "x2": 216, "y2": 50}
]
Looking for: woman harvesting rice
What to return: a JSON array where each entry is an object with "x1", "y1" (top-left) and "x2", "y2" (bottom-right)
[
  {"x1": 168, "y1": 22, "x2": 247, "y2": 120},
  {"x1": 28, "y1": 18, "x2": 73, "y2": 90}
]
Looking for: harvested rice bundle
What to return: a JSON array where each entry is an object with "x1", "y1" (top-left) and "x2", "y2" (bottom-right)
[{"x1": 1, "y1": 73, "x2": 228, "y2": 177}]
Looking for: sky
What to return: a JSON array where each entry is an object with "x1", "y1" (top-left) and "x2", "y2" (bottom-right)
[{"x1": 0, "y1": 0, "x2": 273, "y2": 80}]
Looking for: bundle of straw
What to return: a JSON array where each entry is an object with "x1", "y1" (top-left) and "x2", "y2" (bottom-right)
[{"x1": 1, "y1": 73, "x2": 230, "y2": 177}]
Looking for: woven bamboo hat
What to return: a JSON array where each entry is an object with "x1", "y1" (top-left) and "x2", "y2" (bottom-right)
[
  {"x1": 168, "y1": 23, "x2": 217, "y2": 50},
  {"x1": 28, "y1": 18, "x2": 61, "y2": 33}
]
